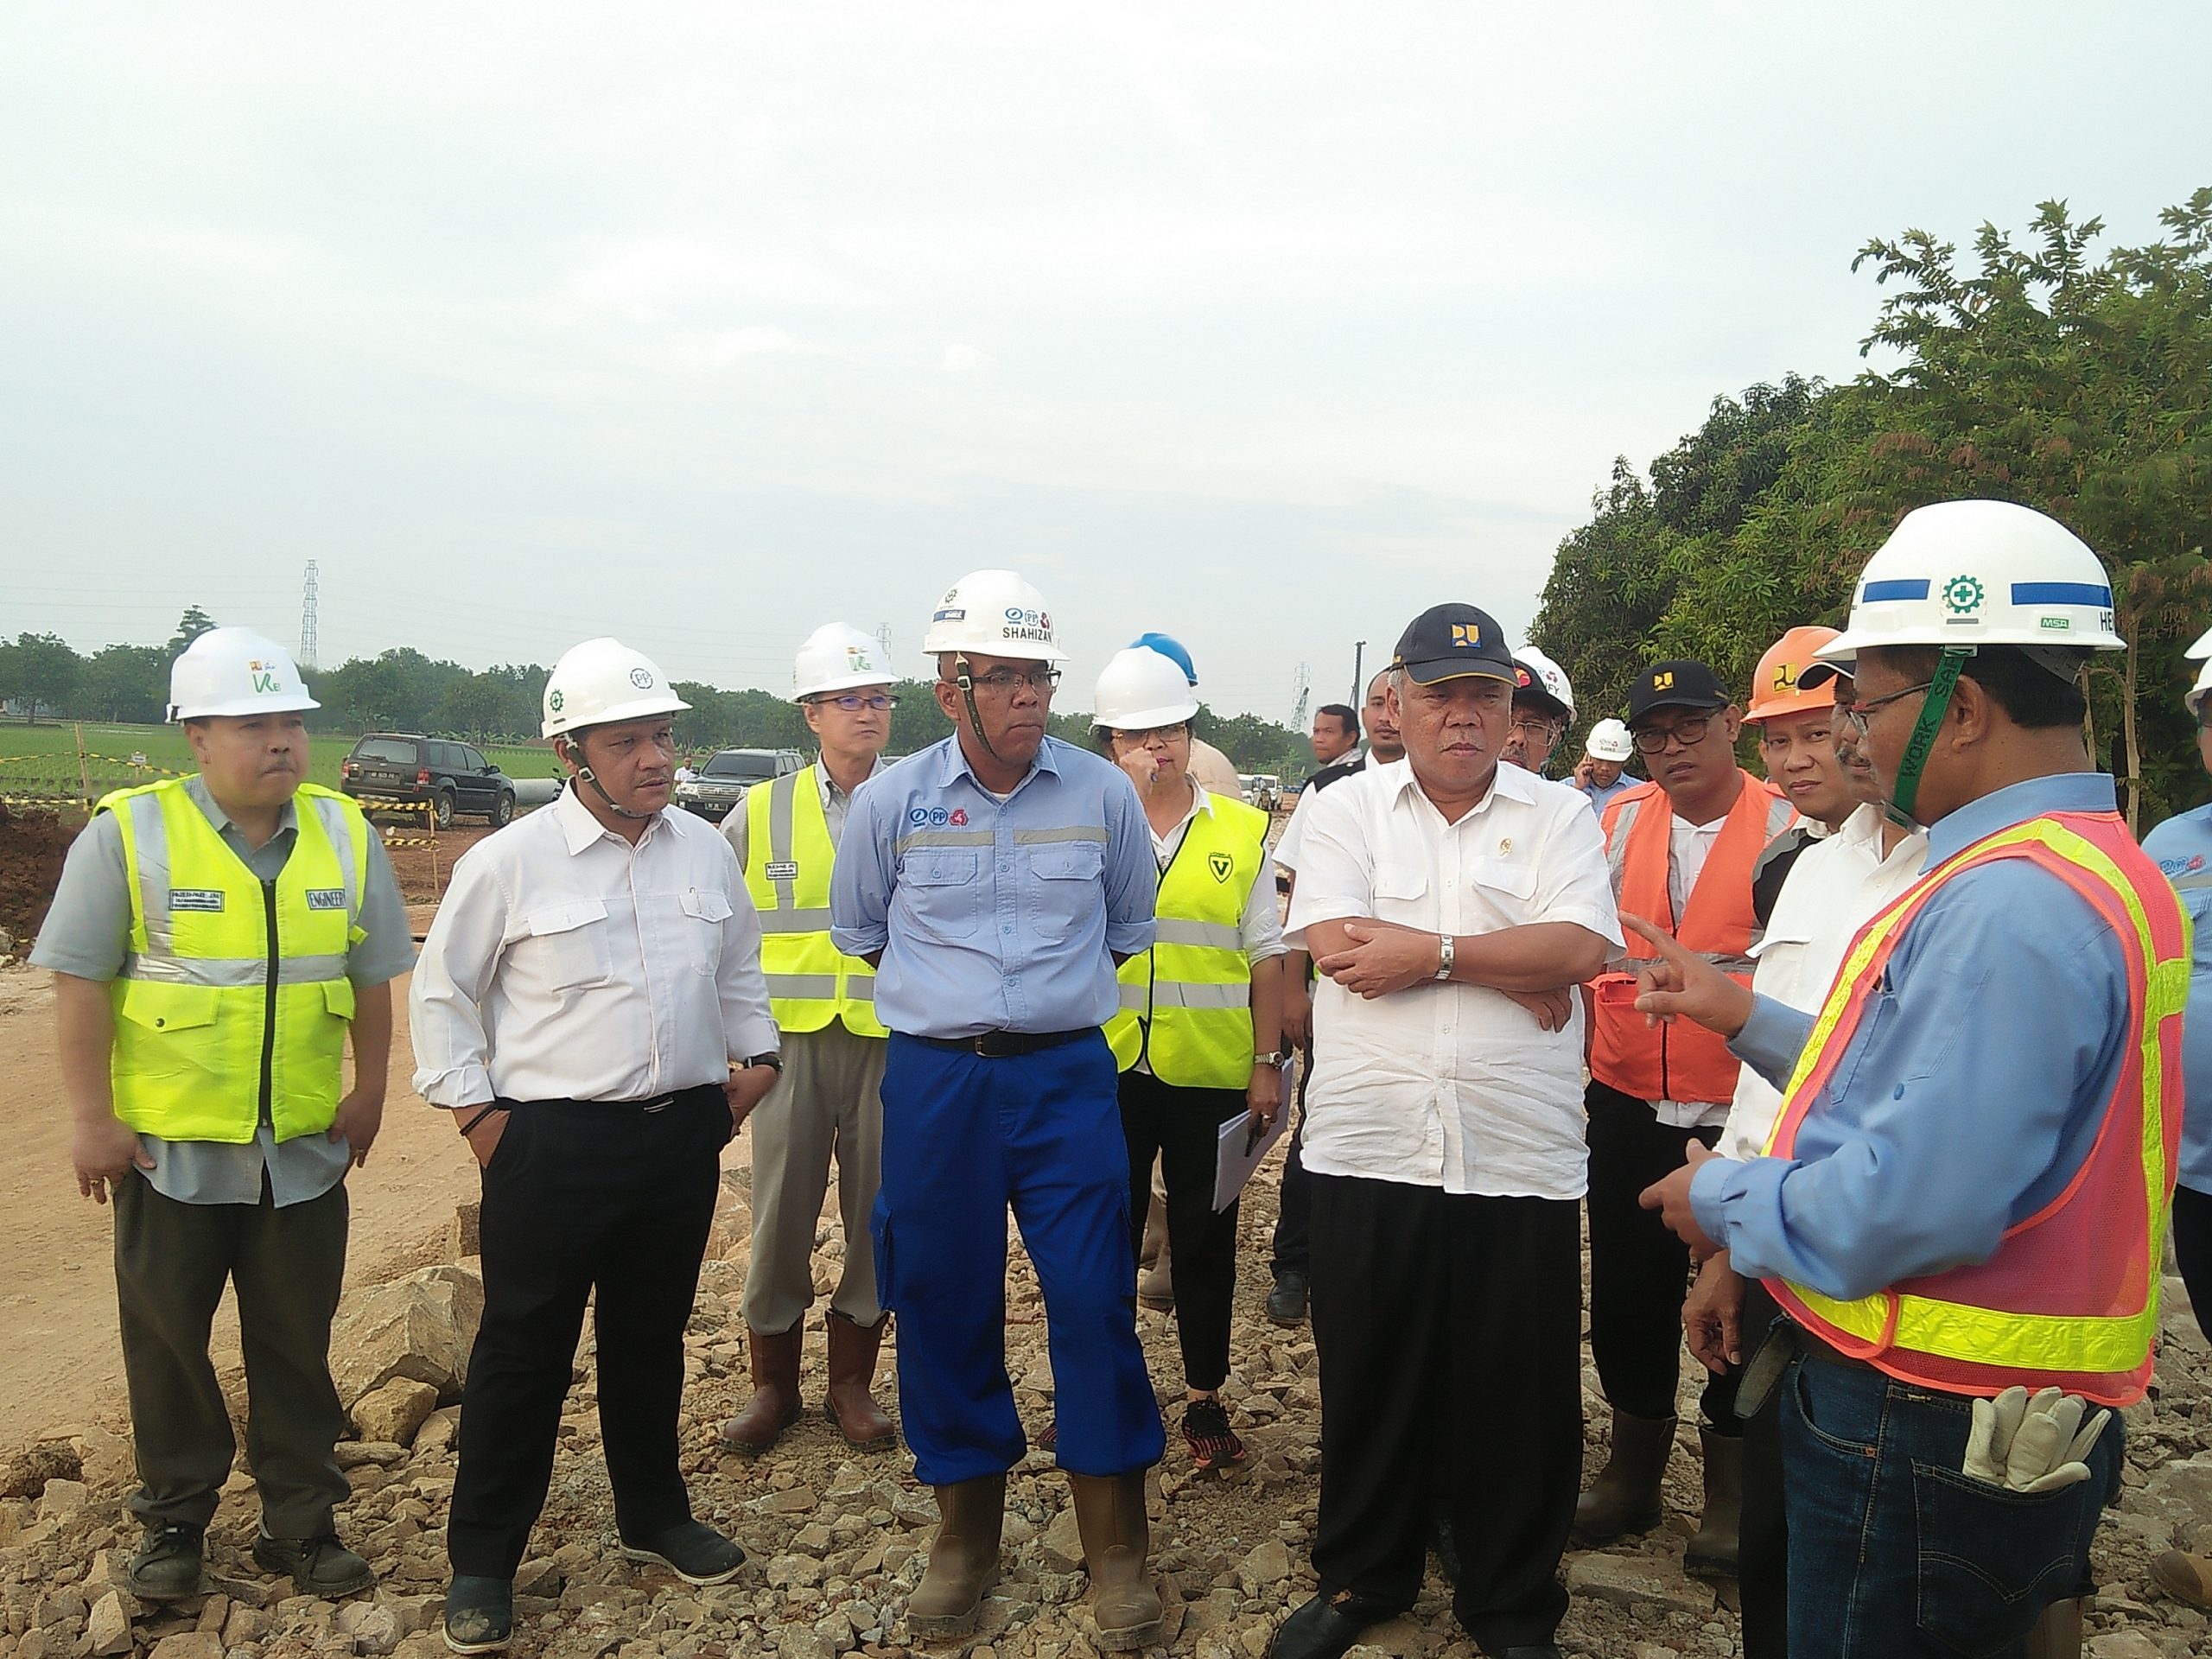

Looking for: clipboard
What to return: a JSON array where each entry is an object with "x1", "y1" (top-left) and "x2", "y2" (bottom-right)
[{"x1": 1212, "y1": 1060, "x2": 1294, "y2": 1212}]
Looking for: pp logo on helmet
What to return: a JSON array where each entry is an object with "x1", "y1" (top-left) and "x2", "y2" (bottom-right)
[{"x1": 629, "y1": 667, "x2": 656, "y2": 690}]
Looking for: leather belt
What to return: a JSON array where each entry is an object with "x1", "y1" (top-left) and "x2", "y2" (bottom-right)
[{"x1": 912, "y1": 1028, "x2": 1093, "y2": 1058}]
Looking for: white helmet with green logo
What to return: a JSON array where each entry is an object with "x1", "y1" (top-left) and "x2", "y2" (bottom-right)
[{"x1": 1815, "y1": 500, "x2": 2125, "y2": 670}]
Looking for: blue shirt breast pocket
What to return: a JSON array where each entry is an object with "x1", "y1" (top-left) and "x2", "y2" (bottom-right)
[
  {"x1": 899, "y1": 851, "x2": 982, "y2": 942},
  {"x1": 1024, "y1": 842, "x2": 1103, "y2": 944}
]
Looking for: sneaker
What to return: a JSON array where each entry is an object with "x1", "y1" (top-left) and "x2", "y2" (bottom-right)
[
  {"x1": 620, "y1": 1520, "x2": 747, "y2": 1586},
  {"x1": 126, "y1": 1522, "x2": 207, "y2": 1602},
  {"x1": 1182, "y1": 1398, "x2": 1247, "y2": 1471},
  {"x1": 253, "y1": 1531, "x2": 375, "y2": 1598},
  {"x1": 1266, "y1": 1269, "x2": 1309, "y2": 1326},
  {"x1": 443, "y1": 1574, "x2": 513, "y2": 1654}
]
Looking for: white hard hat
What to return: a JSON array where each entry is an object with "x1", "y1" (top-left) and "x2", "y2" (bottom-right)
[
  {"x1": 168, "y1": 627, "x2": 320, "y2": 721},
  {"x1": 1513, "y1": 646, "x2": 1575, "y2": 722},
  {"x1": 2188, "y1": 625, "x2": 2212, "y2": 660},
  {"x1": 2188, "y1": 660, "x2": 2212, "y2": 719},
  {"x1": 1816, "y1": 500, "x2": 2125, "y2": 670},
  {"x1": 1585, "y1": 717, "x2": 1634, "y2": 763},
  {"x1": 542, "y1": 638, "x2": 691, "y2": 739},
  {"x1": 793, "y1": 623, "x2": 896, "y2": 702},
  {"x1": 1091, "y1": 646, "x2": 1200, "y2": 731},
  {"x1": 921, "y1": 569, "x2": 1069, "y2": 664}
]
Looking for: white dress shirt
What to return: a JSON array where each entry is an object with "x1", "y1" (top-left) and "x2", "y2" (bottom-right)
[
  {"x1": 1717, "y1": 803, "x2": 1931, "y2": 1159},
  {"x1": 1285, "y1": 758, "x2": 1624, "y2": 1199},
  {"x1": 411, "y1": 785, "x2": 779, "y2": 1109}
]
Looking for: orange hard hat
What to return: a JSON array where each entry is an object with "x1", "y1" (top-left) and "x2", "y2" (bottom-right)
[{"x1": 1743, "y1": 625, "x2": 1843, "y2": 723}]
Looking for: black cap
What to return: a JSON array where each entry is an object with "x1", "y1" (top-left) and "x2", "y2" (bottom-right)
[
  {"x1": 1625, "y1": 659, "x2": 1732, "y2": 725},
  {"x1": 1390, "y1": 604, "x2": 1517, "y2": 686}
]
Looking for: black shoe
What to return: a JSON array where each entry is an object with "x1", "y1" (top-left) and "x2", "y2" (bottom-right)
[
  {"x1": 253, "y1": 1531, "x2": 375, "y2": 1598},
  {"x1": 1267, "y1": 1270, "x2": 1310, "y2": 1326},
  {"x1": 443, "y1": 1575, "x2": 513, "y2": 1654},
  {"x1": 126, "y1": 1522, "x2": 207, "y2": 1602},
  {"x1": 1268, "y1": 1589, "x2": 1398, "y2": 1659},
  {"x1": 620, "y1": 1521, "x2": 747, "y2": 1586},
  {"x1": 1428, "y1": 1513, "x2": 1462, "y2": 1586}
]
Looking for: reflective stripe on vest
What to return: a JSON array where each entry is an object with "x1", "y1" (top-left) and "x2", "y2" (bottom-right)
[
  {"x1": 1105, "y1": 794, "x2": 1266, "y2": 1088},
  {"x1": 741, "y1": 766, "x2": 887, "y2": 1039},
  {"x1": 1589, "y1": 774, "x2": 1795, "y2": 1105},
  {"x1": 105, "y1": 779, "x2": 368, "y2": 1145},
  {"x1": 1763, "y1": 810, "x2": 2189, "y2": 1407}
]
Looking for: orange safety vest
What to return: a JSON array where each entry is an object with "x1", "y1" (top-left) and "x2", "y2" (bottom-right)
[
  {"x1": 1589, "y1": 772, "x2": 1796, "y2": 1105},
  {"x1": 1764, "y1": 810, "x2": 2188, "y2": 1408}
]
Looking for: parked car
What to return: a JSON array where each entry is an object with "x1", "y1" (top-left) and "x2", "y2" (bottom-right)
[
  {"x1": 340, "y1": 734, "x2": 517, "y2": 829},
  {"x1": 674, "y1": 747, "x2": 804, "y2": 823}
]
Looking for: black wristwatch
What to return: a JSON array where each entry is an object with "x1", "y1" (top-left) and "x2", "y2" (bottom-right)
[{"x1": 742, "y1": 1052, "x2": 784, "y2": 1074}]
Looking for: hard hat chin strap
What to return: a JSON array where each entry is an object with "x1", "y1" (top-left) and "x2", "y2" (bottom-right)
[
  {"x1": 952, "y1": 654, "x2": 1003, "y2": 766},
  {"x1": 1884, "y1": 646, "x2": 1970, "y2": 829}
]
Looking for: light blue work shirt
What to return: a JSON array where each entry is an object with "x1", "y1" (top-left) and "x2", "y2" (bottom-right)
[
  {"x1": 2141, "y1": 801, "x2": 2212, "y2": 1195},
  {"x1": 830, "y1": 734, "x2": 1156, "y2": 1039},
  {"x1": 1691, "y1": 772, "x2": 2134, "y2": 1302},
  {"x1": 1576, "y1": 775, "x2": 1636, "y2": 816}
]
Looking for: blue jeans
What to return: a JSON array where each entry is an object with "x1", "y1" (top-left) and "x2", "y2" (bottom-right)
[
  {"x1": 1781, "y1": 1356, "x2": 2120, "y2": 1658},
  {"x1": 873, "y1": 1032, "x2": 1166, "y2": 1486}
]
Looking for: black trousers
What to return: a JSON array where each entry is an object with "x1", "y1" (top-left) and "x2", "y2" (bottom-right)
[
  {"x1": 2176, "y1": 1183, "x2": 2212, "y2": 1326},
  {"x1": 112, "y1": 1171, "x2": 351, "y2": 1536},
  {"x1": 448, "y1": 1087, "x2": 729, "y2": 1579},
  {"x1": 1310, "y1": 1173, "x2": 1581, "y2": 1650},
  {"x1": 1736, "y1": 1278, "x2": 1789, "y2": 1659},
  {"x1": 1268, "y1": 1041, "x2": 1312, "y2": 1278},
  {"x1": 1585, "y1": 1080, "x2": 1739, "y2": 1431},
  {"x1": 1120, "y1": 1070, "x2": 1245, "y2": 1392}
]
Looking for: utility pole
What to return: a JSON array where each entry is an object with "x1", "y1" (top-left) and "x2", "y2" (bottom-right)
[{"x1": 1350, "y1": 641, "x2": 1365, "y2": 710}]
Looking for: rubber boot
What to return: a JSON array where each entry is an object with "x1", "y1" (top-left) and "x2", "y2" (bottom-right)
[
  {"x1": 907, "y1": 1475, "x2": 1006, "y2": 1638},
  {"x1": 823, "y1": 1311, "x2": 897, "y2": 1451},
  {"x1": 2023, "y1": 1596, "x2": 2083, "y2": 1659},
  {"x1": 718, "y1": 1323, "x2": 803, "y2": 1455},
  {"x1": 1682, "y1": 1427, "x2": 1742, "y2": 1579},
  {"x1": 1068, "y1": 1470, "x2": 1165, "y2": 1652},
  {"x1": 1572, "y1": 1410, "x2": 1675, "y2": 1546},
  {"x1": 1137, "y1": 1178, "x2": 1173, "y2": 1311}
]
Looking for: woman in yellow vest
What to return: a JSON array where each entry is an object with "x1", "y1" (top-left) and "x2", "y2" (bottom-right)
[{"x1": 1093, "y1": 647, "x2": 1287, "y2": 1471}]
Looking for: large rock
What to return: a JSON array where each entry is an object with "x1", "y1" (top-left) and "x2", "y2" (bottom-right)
[
  {"x1": 353, "y1": 1377, "x2": 442, "y2": 1446},
  {"x1": 149, "y1": 1636, "x2": 224, "y2": 1659},
  {"x1": 1564, "y1": 1552, "x2": 1717, "y2": 1618},
  {"x1": 328, "y1": 1264, "x2": 484, "y2": 1408},
  {"x1": 86, "y1": 1592, "x2": 133, "y2": 1656},
  {"x1": 1, "y1": 1440, "x2": 84, "y2": 1499}
]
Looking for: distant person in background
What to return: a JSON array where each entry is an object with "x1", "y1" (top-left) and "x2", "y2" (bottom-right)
[
  {"x1": 1360, "y1": 669, "x2": 1404, "y2": 765},
  {"x1": 1500, "y1": 649, "x2": 1575, "y2": 779},
  {"x1": 1307, "y1": 703, "x2": 1361, "y2": 781},
  {"x1": 1572, "y1": 721, "x2": 1637, "y2": 814},
  {"x1": 40, "y1": 629, "x2": 407, "y2": 1608}
]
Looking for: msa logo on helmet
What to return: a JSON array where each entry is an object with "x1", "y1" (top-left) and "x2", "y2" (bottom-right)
[{"x1": 629, "y1": 668, "x2": 655, "y2": 690}]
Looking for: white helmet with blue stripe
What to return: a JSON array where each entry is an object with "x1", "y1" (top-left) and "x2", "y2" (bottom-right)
[{"x1": 1815, "y1": 500, "x2": 2125, "y2": 671}]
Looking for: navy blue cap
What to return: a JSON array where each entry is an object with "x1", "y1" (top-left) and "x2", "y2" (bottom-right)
[{"x1": 1390, "y1": 605, "x2": 1517, "y2": 686}]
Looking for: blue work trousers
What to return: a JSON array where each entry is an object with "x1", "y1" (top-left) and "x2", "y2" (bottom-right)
[
  {"x1": 874, "y1": 1031, "x2": 1166, "y2": 1486},
  {"x1": 1781, "y1": 1354, "x2": 2120, "y2": 1658}
]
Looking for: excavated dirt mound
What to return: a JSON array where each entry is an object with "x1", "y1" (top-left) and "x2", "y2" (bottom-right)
[{"x1": 0, "y1": 803, "x2": 75, "y2": 950}]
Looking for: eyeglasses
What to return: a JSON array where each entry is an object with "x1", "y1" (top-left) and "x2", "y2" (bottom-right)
[
  {"x1": 1840, "y1": 681, "x2": 1934, "y2": 738},
  {"x1": 964, "y1": 667, "x2": 1062, "y2": 696},
  {"x1": 810, "y1": 693, "x2": 899, "y2": 712},
  {"x1": 1114, "y1": 724, "x2": 1190, "y2": 745},
  {"x1": 1510, "y1": 716, "x2": 1561, "y2": 741},
  {"x1": 1631, "y1": 715, "x2": 1715, "y2": 754}
]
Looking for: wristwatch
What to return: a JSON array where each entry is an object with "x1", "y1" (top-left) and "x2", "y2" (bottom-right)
[
  {"x1": 742, "y1": 1052, "x2": 784, "y2": 1073},
  {"x1": 1433, "y1": 932, "x2": 1455, "y2": 982},
  {"x1": 1252, "y1": 1051, "x2": 1285, "y2": 1068}
]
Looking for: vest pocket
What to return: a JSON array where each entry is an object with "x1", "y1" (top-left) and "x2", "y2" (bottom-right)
[{"x1": 117, "y1": 980, "x2": 222, "y2": 1034}]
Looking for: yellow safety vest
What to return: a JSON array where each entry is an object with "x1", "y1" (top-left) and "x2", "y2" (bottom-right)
[
  {"x1": 105, "y1": 779, "x2": 370, "y2": 1144},
  {"x1": 1107, "y1": 791, "x2": 1267, "y2": 1089},
  {"x1": 742, "y1": 766, "x2": 886, "y2": 1038}
]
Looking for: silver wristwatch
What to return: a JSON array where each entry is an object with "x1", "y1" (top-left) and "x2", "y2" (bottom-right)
[{"x1": 1433, "y1": 932, "x2": 1455, "y2": 982}]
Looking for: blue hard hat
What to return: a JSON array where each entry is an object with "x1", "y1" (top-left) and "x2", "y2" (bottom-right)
[{"x1": 1130, "y1": 631, "x2": 1198, "y2": 685}]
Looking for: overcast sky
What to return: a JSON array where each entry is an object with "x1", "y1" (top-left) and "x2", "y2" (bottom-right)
[{"x1": 4, "y1": 3, "x2": 2209, "y2": 722}]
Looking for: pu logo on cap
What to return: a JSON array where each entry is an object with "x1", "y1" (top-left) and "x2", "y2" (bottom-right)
[
  {"x1": 1451, "y1": 623, "x2": 1480, "y2": 648},
  {"x1": 1651, "y1": 671, "x2": 1675, "y2": 690}
]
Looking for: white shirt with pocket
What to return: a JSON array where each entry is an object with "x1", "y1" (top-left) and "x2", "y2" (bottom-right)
[
  {"x1": 410, "y1": 785, "x2": 779, "y2": 1108},
  {"x1": 1285, "y1": 758, "x2": 1624, "y2": 1199}
]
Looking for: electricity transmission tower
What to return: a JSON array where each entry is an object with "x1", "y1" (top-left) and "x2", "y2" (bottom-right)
[
  {"x1": 299, "y1": 561, "x2": 321, "y2": 669},
  {"x1": 1290, "y1": 662, "x2": 1310, "y2": 730}
]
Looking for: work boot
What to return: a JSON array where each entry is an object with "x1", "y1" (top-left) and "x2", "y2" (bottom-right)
[
  {"x1": 1068, "y1": 1470, "x2": 1165, "y2": 1651},
  {"x1": 1572, "y1": 1410, "x2": 1675, "y2": 1546},
  {"x1": 2023, "y1": 1595, "x2": 2084, "y2": 1658},
  {"x1": 1266, "y1": 1269, "x2": 1309, "y2": 1326},
  {"x1": 443, "y1": 1574, "x2": 513, "y2": 1654},
  {"x1": 906, "y1": 1474, "x2": 1006, "y2": 1638},
  {"x1": 1682, "y1": 1427, "x2": 1742, "y2": 1579},
  {"x1": 2154, "y1": 1550, "x2": 2212, "y2": 1609},
  {"x1": 125, "y1": 1522, "x2": 206, "y2": 1602},
  {"x1": 1137, "y1": 1202, "x2": 1173, "y2": 1311},
  {"x1": 621, "y1": 1520, "x2": 747, "y2": 1586},
  {"x1": 823, "y1": 1311, "x2": 897, "y2": 1451},
  {"x1": 719, "y1": 1322, "x2": 804, "y2": 1455},
  {"x1": 252, "y1": 1530, "x2": 375, "y2": 1598}
]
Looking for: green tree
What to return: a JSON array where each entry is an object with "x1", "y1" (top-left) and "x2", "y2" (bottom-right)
[
  {"x1": 78, "y1": 643, "x2": 171, "y2": 723},
  {"x1": 166, "y1": 606, "x2": 217, "y2": 654},
  {"x1": 0, "y1": 632, "x2": 82, "y2": 716}
]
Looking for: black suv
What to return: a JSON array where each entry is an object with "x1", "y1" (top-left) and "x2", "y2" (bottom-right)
[{"x1": 340, "y1": 734, "x2": 517, "y2": 829}]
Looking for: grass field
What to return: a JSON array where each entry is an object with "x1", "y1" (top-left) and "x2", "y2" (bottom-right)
[{"x1": 0, "y1": 721, "x2": 557, "y2": 807}]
